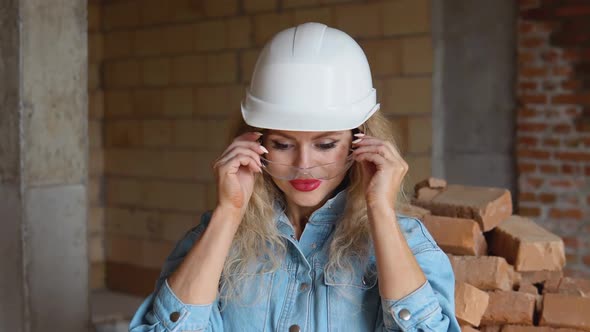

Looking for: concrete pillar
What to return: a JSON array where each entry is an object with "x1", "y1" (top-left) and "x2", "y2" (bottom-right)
[
  {"x1": 432, "y1": 0, "x2": 517, "y2": 195},
  {"x1": 0, "y1": 1, "x2": 89, "y2": 331}
]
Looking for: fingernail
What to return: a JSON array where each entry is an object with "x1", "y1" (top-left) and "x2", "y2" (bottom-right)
[
  {"x1": 260, "y1": 145, "x2": 269, "y2": 153},
  {"x1": 254, "y1": 132, "x2": 263, "y2": 136},
  {"x1": 354, "y1": 133, "x2": 365, "y2": 137},
  {"x1": 352, "y1": 138, "x2": 363, "y2": 144}
]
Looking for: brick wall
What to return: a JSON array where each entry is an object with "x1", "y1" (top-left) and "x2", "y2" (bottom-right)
[
  {"x1": 88, "y1": 0, "x2": 106, "y2": 290},
  {"x1": 517, "y1": 0, "x2": 590, "y2": 278},
  {"x1": 98, "y1": 0, "x2": 433, "y2": 295}
]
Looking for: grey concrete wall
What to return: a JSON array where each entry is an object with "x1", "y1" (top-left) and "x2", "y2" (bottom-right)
[
  {"x1": 0, "y1": 1, "x2": 89, "y2": 331},
  {"x1": 432, "y1": 0, "x2": 517, "y2": 194}
]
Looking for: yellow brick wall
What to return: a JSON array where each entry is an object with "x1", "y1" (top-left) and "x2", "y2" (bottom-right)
[
  {"x1": 88, "y1": 0, "x2": 106, "y2": 290},
  {"x1": 98, "y1": 0, "x2": 433, "y2": 295}
]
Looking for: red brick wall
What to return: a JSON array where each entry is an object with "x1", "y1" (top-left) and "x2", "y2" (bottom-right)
[{"x1": 517, "y1": 0, "x2": 590, "y2": 277}]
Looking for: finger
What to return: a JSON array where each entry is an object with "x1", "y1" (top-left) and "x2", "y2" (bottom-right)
[
  {"x1": 352, "y1": 136, "x2": 399, "y2": 156},
  {"x1": 214, "y1": 141, "x2": 267, "y2": 167},
  {"x1": 214, "y1": 147, "x2": 263, "y2": 170},
  {"x1": 353, "y1": 151, "x2": 388, "y2": 167},
  {"x1": 352, "y1": 144, "x2": 392, "y2": 160},
  {"x1": 220, "y1": 154, "x2": 263, "y2": 174},
  {"x1": 216, "y1": 142, "x2": 266, "y2": 163}
]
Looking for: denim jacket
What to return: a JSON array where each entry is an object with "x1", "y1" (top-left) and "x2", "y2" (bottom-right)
[{"x1": 129, "y1": 189, "x2": 461, "y2": 332}]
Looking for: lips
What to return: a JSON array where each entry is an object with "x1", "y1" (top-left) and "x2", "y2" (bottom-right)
[{"x1": 289, "y1": 179, "x2": 322, "y2": 192}]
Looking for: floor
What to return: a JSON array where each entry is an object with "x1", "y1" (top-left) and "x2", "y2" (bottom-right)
[{"x1": 91, "y1": 289, "x2": 144, "y2": 332}]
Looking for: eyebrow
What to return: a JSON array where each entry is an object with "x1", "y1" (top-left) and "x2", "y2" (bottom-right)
[{"x1": 269, "y1": 132, "x2": 342, "y2": 140}]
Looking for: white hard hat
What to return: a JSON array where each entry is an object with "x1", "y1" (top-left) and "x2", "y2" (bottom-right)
[{"x1": 241, "y1": 22, "x2": 380, "y2": 131}]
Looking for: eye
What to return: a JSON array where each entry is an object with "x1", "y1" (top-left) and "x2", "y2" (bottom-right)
[
  {"x1": 317, "y1": 142, "x2": 337, "y2": 150},
  {"x1": 270, "y1": 140, "x2": 290, "y2": 150}
]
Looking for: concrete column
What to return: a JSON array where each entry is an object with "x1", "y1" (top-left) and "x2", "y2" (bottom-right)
[
  {"x1": 432, "y1": 0, "x2": 517, "y2": 195},
  {"x1": 0, "y1": 1, "x2": 89, "y2": 331}
]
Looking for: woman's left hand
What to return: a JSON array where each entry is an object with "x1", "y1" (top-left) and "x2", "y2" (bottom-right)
[{"x1": 351, "y1": 133, "x2": 408, "y2": 210}]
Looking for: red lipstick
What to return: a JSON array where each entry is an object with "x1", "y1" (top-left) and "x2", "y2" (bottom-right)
[{"x1": 289, "y1": 179, "x2": 321, "y2": 192}]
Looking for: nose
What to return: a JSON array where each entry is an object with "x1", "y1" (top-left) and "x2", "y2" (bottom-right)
[{"x1": 294, "y1": 147, "x2": 312, "y2": 169}]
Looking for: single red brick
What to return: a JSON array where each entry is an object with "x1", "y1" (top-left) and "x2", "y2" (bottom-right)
[
  {"x1": 555, "y1": 152, "x2": 590, "y2": 162},
  {"x1": 519, "y1": 22, "x2": 536, "y2": 34},
  {"x1": 539, "y1": 164, "x2": 559, "y2": 174},
  {"x1": 480, "y1": 326, "x2": 501, "y2": 332},
  {"x1": 518, "y1": 52, "x2": 536, "y2": 64},
  {"x1": 517, "y1": 122, "x2": 548, "y2": 132},
  {"x1": 540, "y1": 293, "x2": 590, "y2": 330},
  {"x1": 541, "y1": 50, "x2": 560, "y2": 62},
  {"x1": 521, "y1": 66, "x2": 549, "y2": 77},
  {"x1": 422, "y1": 215, "x2": 487, "y2": 256},
  {"x1": 552, "y1": 93, "x2": 590, "y2": 105},
  {"x1": 414, "y1": 177, "x2": 447, "y2": 191},
  {"x1": 518, "y1": 136, "x2": 539, "y2": 146},
  {"x1": 542, "y1": 81, "x2": 558, "y2": 91},
  {"x1": 416, "y1": 187, "x2": 443, "y2": 201},
  {"x1": 552, "y1": 66, "x2": 573, "y2": 77},
  {"x1": 521, "y1": 94, "x2": 548, "y2": 104},
  {"x1": 520, "y1": 37, "x2": 546, "y2": 48},
  {"x1": 557, "y1": 277, "x2": 590, "y2": 297},
  {"x1": 449, "y1": 255, "x2": 519, "y2": 291},
  {"x1": 562, "y1": 80, "x2": 581, "y2": 91},
  {"x1": 520, "y1": 270, "x2": 563, "y2": 289},
  {"x1": 517, "y1": 107, "x2": 539, "y2": 118},
  {"x1": 488, "y1": 215, "x2": 565, "y2": 272},
  {"x1": 552, "y1": 123, "x2": 572, "y2": 134},
  {"x1": 563, "y1": 49, "x2": 581, "y2": 62},
  {"x1": 461, "y1": 325, "x2": 479, "y2": 332},
  {"x1": 542, "y1": 138, "x2": 560, "y2": 147},
  {"x1": 502, "y1": 325, "x2": 587, "y2": 332},
  {"x1": 519, "y1": 192, "x2": 536, "y2": 202},
  {"x1": 397, "y1": 203, "x2": 431, "y2": 220},
  {"x1": 555, "y1": 5, "x2": 590, "y2": 17},
  {"x1": 519, "y1": 206, "x2": 541, "y2": 217},
  {"x1": 549, "y1": 208, "x2": 583, "y2": 220},
  {"x1": 412, "y1": 185, "x2": 512, "y2": 232},
  {"x1": 455, "y1": 282, "x2": 490, "y2": 327},
  {"x1": 518, "y1": 163, "x2": 537, "y2": 173},
  {"x1": 519, "y1": 82, "x2": 539, "y2": 92},
  {"x1": 481, "y1": 290, "x2": 536, "y2": 325},
  {"x1": 538, "y1": 193, "x2": 556, "y2": 203},
  {"x1": 518, "y1": 149, "x2": 551, "y2": 159}
]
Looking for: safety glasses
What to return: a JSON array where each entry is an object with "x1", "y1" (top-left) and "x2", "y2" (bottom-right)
[{"x1": 260, "y1": 153, "x2": 354, "y2": 180}]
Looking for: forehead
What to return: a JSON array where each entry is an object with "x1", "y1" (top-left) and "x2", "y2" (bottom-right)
[{"x1": 266, "y1": 130, "x2": 349, "y2": 140}]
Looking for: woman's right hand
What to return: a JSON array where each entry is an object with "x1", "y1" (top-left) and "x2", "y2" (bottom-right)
[{"x1": 212, "y1": 131, "x2": 267, "y2": 217}]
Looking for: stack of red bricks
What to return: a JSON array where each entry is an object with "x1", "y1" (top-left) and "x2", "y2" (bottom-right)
[{"x1": 400, "y1": 178, "x2": 590, "y2": 332}]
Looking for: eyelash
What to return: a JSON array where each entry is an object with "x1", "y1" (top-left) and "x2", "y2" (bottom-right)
[{"x1": 271, "y1": 140, "x2": 337, "y2": 151}]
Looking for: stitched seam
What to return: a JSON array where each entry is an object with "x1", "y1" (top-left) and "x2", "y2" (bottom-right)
[{"x1": 262, "y1": 272, "x2": 275, "y2": 332}]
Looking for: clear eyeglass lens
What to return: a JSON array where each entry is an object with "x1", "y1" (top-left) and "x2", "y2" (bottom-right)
[{"x1": 260, "y1": 156, "x2": 354, "y2": 180}]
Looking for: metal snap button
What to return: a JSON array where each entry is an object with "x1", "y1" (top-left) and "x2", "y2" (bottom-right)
[
  {"x1": 398, "y1": 308, "x2": 411, "y2": 321},
  {"x1": 299, "y1": 283, "x2": 309, "y2": 291},
  {"x1": 289, "y1": 324, "x2": 301, "y2": 332},
  {"x1": 169, "y1": 311, "x2": 181, "y2": 322}
]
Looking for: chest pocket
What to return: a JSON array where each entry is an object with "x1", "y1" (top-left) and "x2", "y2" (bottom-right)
[{"x1": 323, "y1": 267, "x2": 380, "y2": 332}]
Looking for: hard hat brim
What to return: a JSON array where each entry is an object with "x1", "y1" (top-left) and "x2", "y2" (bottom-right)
[{"x1": 241, "y1": 89, "x2": 380, "y2": 132}]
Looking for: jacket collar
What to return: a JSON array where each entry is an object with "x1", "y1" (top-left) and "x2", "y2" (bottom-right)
[{"x1": 274, "y1": 187, "x2": 348, "y2": 227}]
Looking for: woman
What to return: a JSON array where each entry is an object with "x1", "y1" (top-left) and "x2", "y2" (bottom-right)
[{"x1": 129, "y1": 22, "x2": 460, "y2": 332}]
